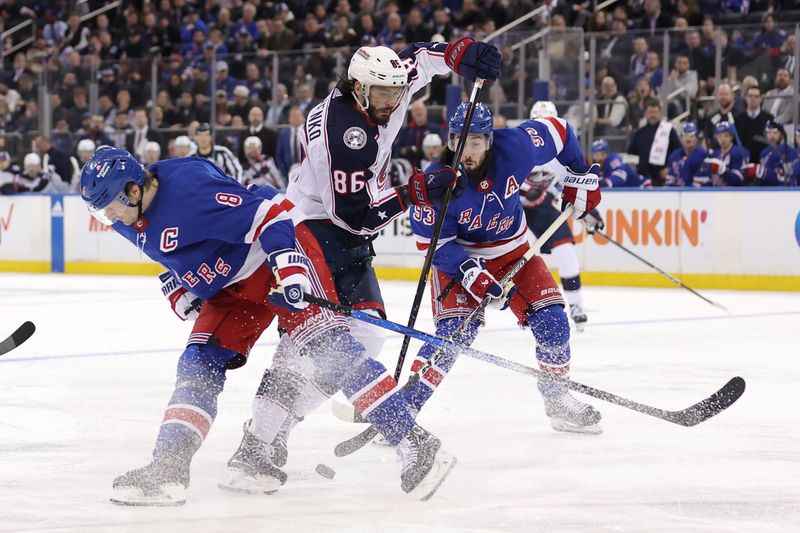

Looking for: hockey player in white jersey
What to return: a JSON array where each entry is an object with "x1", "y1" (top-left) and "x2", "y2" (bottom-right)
[
  {"x1": 521, "y1": 101, "x2": 603, "y2": 330},
  {"x1": 225, "y1": 40, "x2": 501, "y2": 493}
]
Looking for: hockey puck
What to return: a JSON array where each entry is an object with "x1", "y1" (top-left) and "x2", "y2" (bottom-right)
[{"x1": 315, "y1": 463, "x2": 336, "y2": 479}]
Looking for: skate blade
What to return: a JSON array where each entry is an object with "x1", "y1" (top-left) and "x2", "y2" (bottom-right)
[
  {"x1": 412, "y1": 451, "x2": 457, "y2": 502},
  {"x1": 371, "y1": 434, "x2": 391, "y2": 447},
  {"x1": 110, "y1": 484, "x2": 186, "y2": 506},
  {"x1": 550, "y1": 418, "x2": 603, "y2": 434},
  {"x1": 218, "y1": 468, "x2": 282, "y2": 495}
]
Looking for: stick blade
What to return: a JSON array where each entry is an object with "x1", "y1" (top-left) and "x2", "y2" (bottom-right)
[
  {"x1": 334, "y1": 427, "x2": 378, "y2": 457},
  {"x1": 666, "y1": 376, "x2": 746, "y2": 427},
  {"x1": 0, "y1": 321, "x2": 36, "y2": 355}
]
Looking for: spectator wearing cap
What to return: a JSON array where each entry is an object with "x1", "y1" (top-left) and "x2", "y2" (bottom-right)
[
  {"x1": 98, "y1": 67, "x2": 119, "y2": 100},
  {"x1": 420, "y1": 133, "x2": 443, "y2": 169},
  {"x1": 122, "y1": 26, "x2": 146, "y2": 59},
  {"x1": 757, "y1": 120, "x2": 797, "y2": 186},
  {"x1": 4, "y1": 153, "x2": 55, "y2": 194},
  {"x1": 628, "y1": 99, "x2": 681, "y2": 186},
  {"x1": 762, "y1": 68, "x2": 794, "y2": 126},
  {"x1": 591, "y1": 139, "x2": 648, "y2": 188},
  {"x1": 143, "y1": 141, "x2": 162, "y2": 166},
  {"x1": 276, "y1": 105, "x2": 306, "y2": 177},
  {"x1": 173, "y1": 135, "x2": 196, "y2": 157},
  {"x1": 666, "y1": 122, "x2": 709, "y2": 187},
  {"x1": 195, "y1": 122, "x2": 244, "y2": 183},
  {"x1": 395, "y1": 100, "x2": 444, "y2": 168},
  {"x1": 700, "y1": 82, "x2": 736, "y2": 151},
  {"x1": 215, "y1": 61, "x2": 238, "y2": 98},
  {"x1": 230, "y1": 85, "x2": 252, "y2": 122},
  {"x1": 703, "y1": 121, "x2": 749, "y2": 187},
  {"x1": 242, "y1": 136, "x2": 286, "y2": 191},
  {"x1": 127, "y1": 108, "x2": 163, "y2": 163},
  {"x1": 70, "y1": 139, "x2": 96, "y2": 187},
  {"x1": 735, "y1": 85, "x2": 773, "y2": 164},
  {"x1": 238, "y1": 106, "x2": 279, "y2": 162}
]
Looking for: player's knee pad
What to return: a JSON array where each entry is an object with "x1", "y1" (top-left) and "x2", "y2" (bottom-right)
[
  {"x1": 176, "y1": 343, "x2": 236, "y2": 396},
  {"x1": 348, "y1": 311, "x2": 387, "y2": 357},
  {"x1": 527, "y1": 304, "x2": 571, "y2": 365},
  {"x1": 301, "y1": 327, "x2": 367, "y2": 387}
]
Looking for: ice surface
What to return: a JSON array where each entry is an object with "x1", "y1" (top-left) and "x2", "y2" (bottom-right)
[{"x1": 1, "y1": 274, "x2": 798, "y2": 532}]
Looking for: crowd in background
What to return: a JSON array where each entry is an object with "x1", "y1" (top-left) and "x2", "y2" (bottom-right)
[{"x1": 1, "y1": 0, "x2": 800, "y2": 195}]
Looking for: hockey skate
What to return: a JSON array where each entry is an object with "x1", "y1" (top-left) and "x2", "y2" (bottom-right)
[
  {"x1": 569, "y1": 303, "x2": 588, "y2": 332},
  {"x1": 110, "y1": 453, "x2": 190, "y2": 506},
  {"x1": 395, "y1": 425, "x2": 457, "y2": 502},
  {"x1": 542, "y1": 389, "x2": 602, "y2": 434},
  {"x1": 219, "y1": 422, "x2": 288, "y2": 495}
]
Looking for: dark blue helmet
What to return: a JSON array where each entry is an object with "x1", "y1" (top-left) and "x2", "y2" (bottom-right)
[
  {"x1": 591, "y1": 139, "x2": 609, "y2": 153},
  {"x1": 448, "y1": 102, "x2": 493, "y2": 150},
  {"x1": 80, "y1": 146, "x2": 144, "y2": 212},
  {"x1": 714, "y1": 121, "x2": 735, "y2": 136}
]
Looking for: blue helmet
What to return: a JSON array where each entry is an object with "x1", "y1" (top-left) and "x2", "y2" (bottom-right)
[
  {"x1": 80, "y1": 146, "x2": 144, "y2": 212},
  {"x1": 681, "y1": 122, "x2": 699, "y2": 136},
  {"x1": 448, "y1": 102, "x2": 493, "y2": 150},
  {"x1": 591, "y1": 139, "x2": 609, "y2": 153},
  {"x1": 714, "y1": 121, "x2": 735, "y2": 136}
]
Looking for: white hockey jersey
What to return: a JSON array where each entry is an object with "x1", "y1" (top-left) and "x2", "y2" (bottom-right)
[{"x1": 286, "y1": 42, "x2": 451, "y2": 235}]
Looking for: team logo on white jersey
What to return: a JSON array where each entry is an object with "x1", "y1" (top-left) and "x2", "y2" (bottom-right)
[{"x1": 343, "y1": 127, "x2": 367, "y2": 150}]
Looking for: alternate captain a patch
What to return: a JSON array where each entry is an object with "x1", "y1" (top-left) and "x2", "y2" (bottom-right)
[{"x1": 343, "y1": 127, "x2": 367, "y2": 150}]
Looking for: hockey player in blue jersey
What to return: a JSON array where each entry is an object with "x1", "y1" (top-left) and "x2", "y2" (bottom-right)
[
  {"x1": 405, "y1": 102, "x2": 603, "y2": 434},
  {"x1": 80, "y1": 147, "x2": 455, "y2": 504},
  {"x1": 757, "y1": 120, "x2": 798, "y2": 186},
  {"x1": 700, "y1": 121, "x2": 750, "y2": 186},
  {"x1": 590, "y1": 139, "x2": 649, "y2": 188},
  {"x1": 666, "y1": 122, "x2": 709, "y2": 187}
]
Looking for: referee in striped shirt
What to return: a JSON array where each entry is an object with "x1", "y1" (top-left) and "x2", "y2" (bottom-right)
[{"x1": 195, "y1": 122, "x2": 244, "y2": 184}]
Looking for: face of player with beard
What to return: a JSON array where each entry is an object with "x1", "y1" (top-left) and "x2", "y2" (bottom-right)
[
  {"x1": 452, "y1": 134, "x2": 490, "y2": 170},
  {"x1": 357, "y1": 84, "x2": 406, "y2": 125}
]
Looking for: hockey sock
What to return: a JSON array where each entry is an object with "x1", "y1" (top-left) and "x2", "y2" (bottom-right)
[
  {"x1": 561, "y1": 275, "x2": 583, "y2": 307},
  {"x1": 404, "y1": 317, "x2": 481, "y2": 412},
  {"x1": 154, "y1": 344, "x2": 235, "y2": 459},
  {"x1": 527, "y1": 305, "x2": 571, "y2": 398},
  {"x1": 249, "y1": 366, "x2": 308, "y2": 445}
]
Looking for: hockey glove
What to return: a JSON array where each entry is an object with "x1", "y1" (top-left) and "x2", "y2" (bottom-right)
[
  {"x1": 704, "y1": 157, "x2": 727, "y2": 177},
  {"x1": 159, "y1": 271, "x2": 203, "y2": 321},
  {"x1": 457, "y1": 257, "x2": 512, "y2": 309},
  {"x1": 561, "y1": 164, "x2": 602, "y2": 219},
  {"x1": 401, "y1": 165, "x2": 463, "y2": 208},
  {"x1": 583, "y1": 209, "x2": 605, "y2": 235},
  {"x1": 444, "y1": 37, "x2": 502, "y2": 82},
  {"x1": 267, "y1": 249, "x2": 311, "y2": 311},
  {"x1": 742, "y1": 163, "x2": 763, "y2": 183}
]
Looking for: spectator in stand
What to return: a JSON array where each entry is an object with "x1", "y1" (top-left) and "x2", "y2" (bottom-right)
[
  {"x1": 685, "y1": 30, "x2": 712, "y2": 90},
  {"x1": 266, "y1": 16, "x2": 296, "y2": 51},
  {"x1": 173, "y1": 135, "x2": 196, "y2": 157},
  {"x1": 777, "y1": 35, "x2": 796, "y2": 77},
  {"x1": 676, "y1": 0, "x2": 703, "y2": 27},
  {"x1": 215, "y1": 62, "x2": 238, "y2": 98},
  {"x1": 357, "y1": 13, "x2": 379, "y2": 46},
  {"x1": 82, "y1": 115, "x2": 113, "y2": 147},
  {"x1": 331, "y1": 14, "x2": 360, "y2": 48},
  {"x1": 295, "y1": 13, "x2": 329, "y2": 50},
  {"x1": 751, "y1": 13, "x2": 787, "y2": 61},
  {"x1": 335, "y1": 0, "x2": 357, "y2": 26},
  {"x1": 34, "y1": 135, "x2": 71, "y2": 191},
  {"x1": 763, "y1": 68, "x2": 794, "y2": 125},
  {"x1": 431, "y1": 8, "x2": 454, "y2": 42},
  {"x1": 109, "y1": 112, "x2": 133, "y2": 149},
  {"x1": 717, "y1": 30, "x2": 746, "y2": 84},
  {"x1": 242, "y1": 136, "x2": 285, "y2": 191},
  {"x1": 395, "y1": 100, "x2": 444, "y2": 168},
  {"x1": 666, "y1": 122, "x2": 709, "y2": 187},
  {"x1": 292, "y1": 82, "x2": 317, "y2": 115},
  {"x1": 70, "y1": 139, "x2": 96, "y2": 187},
  {"x1": 594, "y1": 75, "x2": 628, "y2": 138},
  {"x1": 265, "y1": 83, "x2": 291, "y2": 126},
  {"x1": 236, "y1": 3, "x2": 259, "y2": 39},
  {"x1": 276, "y1": 106, "x2": 306, "y2": 178},
  {"x1": 238, "y1": 105, "x2": 278, "y2": 161},
  {"x1": 4, "y1": 153, "x2": 55, "y2": 194},
  {"x1": 735, "y1": 85, "x2": 773, "y2": 163},
  {"x1": 599, "y1": 18, "x2": 634, "y2": 84},
  {"x1": 143, "y1": 141, "x2": 161, "y2": 166},
  {"x1": 630, "y1": 37, "x2": 649, "y2": 80},
  {"x1": 633, "y1": 51, "x2": 664, "y2": 93},
  {"x1": 420, "y1": 133, "x2": 444, "y2": 170},
  {"x1": 640, "y1": 0, "x2": 673, "y2": 35},
  {"x1": 377, "y1": 12, "x2": 404, "y2": 47},
  {"x1": 628, "y1": 77, "x2": 658, "y2": 128},
  {"x1": 701, "y1": 82, "x2": 736, "y2": 150},
  {"x1": 661, "y1": 54, "x2": 698, "y2": 114},
  {"x1": 230, "y1": 85, "x2": 252, "y2": 123},
  {"x1": 591, "y1": 139, "x2": 648, "y2": 188},
  {"x1": 628, "y1": 99, "x2": 681, "y2": 186},
  {"x1": 405, "y1": 7, "x2": 431, "y2": 43},
  {"x1": 127, "y1": 108, "x2": 163, "y2": 163}
]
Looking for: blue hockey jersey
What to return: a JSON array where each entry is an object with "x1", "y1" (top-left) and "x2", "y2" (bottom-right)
[
  {"x1": 759, "y1": 143, "x2": 798, "y2": 186},
  {"x1": 111, "y1": 157, "x2": 296, "y2": 300},
  {"x1": 600, "y1": 152, "x2": 647, "y2": 188},
  {"x1": 703, "y1": 144, "x2": 749, "y2": 186},
  {"x1": 410, "y1": 117, "x2": 589, "y2": 278},
  {"x1": 666, "y1": 146, "x2": 708, "y2": 187}
]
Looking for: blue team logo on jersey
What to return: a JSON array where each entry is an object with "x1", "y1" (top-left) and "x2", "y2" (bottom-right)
[{"x1": 795, "y1": 211, "x2": 800, "y2": 248}]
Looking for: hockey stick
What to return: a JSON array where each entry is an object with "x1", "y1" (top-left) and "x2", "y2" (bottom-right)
[
  {"x1": 304, "y1": 294, "x2": 745, "y2": 454},
  {"x1": 331, "y1": 206, "x2": 574, "y2": 424},
  {"x1": 391, "y1": 78, "x2": 486, "y2": 383},
  {"x1": 0, "y1": 321, "x2": 36, "y2": 356},
  {"x1": 593, "y1": 229, "x2": 728, "y2": 312}
]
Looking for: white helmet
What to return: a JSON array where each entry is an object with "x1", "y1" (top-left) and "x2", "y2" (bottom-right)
[
  {"x1": 530, "y1": 100, "x2": 558, "y2": 119},
  {"x1": 422, "y1": 133, "x2": 443, "y2": 148},
  {"x1": 348, "y1": 46, "x2": 408, "y2": 110},
  {"x1": 144, "y1": 141, "x2": 161, "y2": 155},
  {"x1": 24, "y1": 152, "x2": 41, "y2": 168},
  {"x1": 244, "y1": 136, "x2": 262, "y2": 151},
  {"x1": 174, "y1": 135, "x2": 192, "y2": 148},
  {"x1": 77, "y1": 139, "x2": 96, "y2": 154}
]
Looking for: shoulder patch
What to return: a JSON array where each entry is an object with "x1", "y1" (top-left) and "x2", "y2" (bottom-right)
[{"x1": 343, "y1": 127, "x2": 367, "y2": 150}]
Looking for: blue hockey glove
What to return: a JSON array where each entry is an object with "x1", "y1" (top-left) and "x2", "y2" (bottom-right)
[
  {"x1": 445, "y1": 37, "x2": 502, "y2": 82},
  {"x1": 267, "y1": 249, "x2": 311, "y2": 311},
  {"x1": 159, "y1": 271, "x2": 203, "y2": 321}
]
